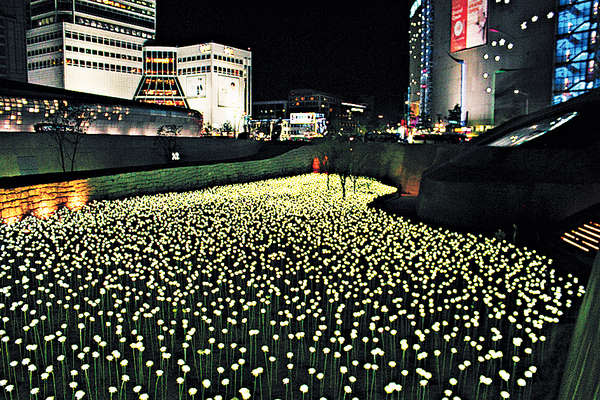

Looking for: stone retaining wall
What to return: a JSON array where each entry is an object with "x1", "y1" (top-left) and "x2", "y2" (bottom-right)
[{"x1": 0, "y1": 143, "x2": 462, "y2": 224}]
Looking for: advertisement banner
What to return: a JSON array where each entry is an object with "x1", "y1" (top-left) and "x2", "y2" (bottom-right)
[
  {"x1": 217, "y1": 77, "x2": 241, "y2": 108},
  {"x1": 187, "y1": 76, "x2": 206, "y2": 98},
  {"x1": 451, "y1": 0, "x2": 487, "y2": 52}
]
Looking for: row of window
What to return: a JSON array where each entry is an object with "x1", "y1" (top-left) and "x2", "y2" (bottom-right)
[
  {"x1": 178, "y1": 66, "x2": 212, "y2": 75},
  {"x1": 85, "y1": 0, "x2": 155, "y2": 18},
  {"x1": 34, "y1": 15, "x2": 63, "y2": 27},
  {"x1": 66, "y1": 30, "x2": 143, "y2": 51},
  {"x1": 76, "y1": 16, "x2": 154, "y2": 39},
  {"x1": 28, "y1": 45, "x2": 62, "y2": 58},
  {"x1": 213, "y1": 54, "x2": 244, "y2": 65},
  {"x1": 27, "y1": 56, "x2": 64, "y2": 71},
  {"x1": 65, "y1": 57, "x2": 143, "y2": 74},
  {"x1": 30, "y1": 0, "x2": 71, "y2": 17},
  {"x1": 177, "y1": 54, "x2": 211, "y2": 63},
  {"x1": 139, "y1": 98, "x2": 186, "y2": 107},
  {"x1": 180, "y1": 66, "x2": 243, "y2": 77},
  {"x1": 75, "y1": 2, "x2": 155, "y2": 29},
  {"x1": 27, "y1": 31, "x2": 62, "y2": 46},
  {"x1": 121, "y1": 0, "x2": 155, "y2": 9},
  {"x1": 66, "y1": 45, "x2": 142, "y2": 62}
]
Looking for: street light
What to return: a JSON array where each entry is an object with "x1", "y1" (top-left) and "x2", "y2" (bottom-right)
[{"x1": 513, "y1": 89, "x2": 529, "y2": 115}]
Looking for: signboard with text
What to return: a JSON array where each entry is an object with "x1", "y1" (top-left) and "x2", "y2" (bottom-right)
[{"x1": 450, "y1": 0, "x2": 488, "y2": 52}]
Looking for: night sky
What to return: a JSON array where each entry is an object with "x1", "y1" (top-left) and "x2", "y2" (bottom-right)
[{"x1": 155, "y1": 2, "x2": 409, "y2": 116}]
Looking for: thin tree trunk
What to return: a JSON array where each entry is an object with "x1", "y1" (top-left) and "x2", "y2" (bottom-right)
[
  {"x1": 70, "y1": 137, "x2": 80, "y2": 172},
  {"x1": 57, "y1": 136, "x2": 66, "y2": 172}
]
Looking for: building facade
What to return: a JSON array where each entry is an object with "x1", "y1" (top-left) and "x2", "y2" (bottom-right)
[
  {"x1": 287, "y1": 89, "x2": 368, "y2": 136},
  {"x1": 0, "y1": 78, "x2": 202, "y2": 136},
  {"x1": 553, "y1": 0, "x2": 600, "y2": 104},
  {"x1": 410, "y1": 0, "x2": 579, "y2": 129},
  {"x1": 25, "y1": 2, "x2": 252, "y2": 132},
  {"x1": 253, "y1": 100, "x2": 288, "y2": 120},
  {"x1": 0, "y1": 0, "x2": 27, "y2": 81},
  {"x1": 408, "y1": 0, "x2": 434, "y2": 127},
  {"x1": 26, "y1": 0, "x2": 155, "y2": 98},
  {"x1": 134, "y1": 43, "x2": 252, "y2": 132}
]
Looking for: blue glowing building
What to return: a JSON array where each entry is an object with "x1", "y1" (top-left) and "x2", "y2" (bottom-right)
[{"x1": 553, "y1": 0, "x2": 600, "y2": 104}]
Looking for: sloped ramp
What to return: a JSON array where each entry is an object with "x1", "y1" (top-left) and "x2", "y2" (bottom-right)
[{"x1": 558, "y1": 250, "x2": 600, "y2": 399}]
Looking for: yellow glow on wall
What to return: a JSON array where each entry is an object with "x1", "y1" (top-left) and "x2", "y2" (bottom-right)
[{"x1": 1, "y1": 180, "x2": 90, "y2": 224}]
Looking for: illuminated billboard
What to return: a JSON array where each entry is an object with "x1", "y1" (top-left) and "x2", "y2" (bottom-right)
[
  {"x1": 450, "y1": 0, "x2": 488, "y2": 52},
  {"x1": 289, "y1": 113, "x2": 327, "y2": 139}
]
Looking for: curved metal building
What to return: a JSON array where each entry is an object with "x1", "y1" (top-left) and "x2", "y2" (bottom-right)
[{"x1": 0, "y1": 78, "x2": 202, "y2": 136}]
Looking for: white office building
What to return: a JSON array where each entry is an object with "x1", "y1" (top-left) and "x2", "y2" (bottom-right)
[
  {"x1": 26, "y1": 0, "x2": 155, "y2": 99},
  {"x1": 25, "y1": 1, "x2": 251, "y2": 132},
  {"x1": 134, "y1": 43, "x2": 252, "y2": 132}
]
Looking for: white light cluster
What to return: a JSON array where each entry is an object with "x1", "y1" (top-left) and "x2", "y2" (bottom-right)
[{"x1": 0, "y1": 174, "x2": 584, "y2": 399}]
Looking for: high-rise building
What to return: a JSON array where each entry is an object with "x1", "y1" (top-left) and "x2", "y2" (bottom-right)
[
  {"x1": 26, "y1": 0, "x2": 155, "y2": 98},
  {"x1": 409, "y1": 0, "x2": 582, "y2": 129},
  {"x1": 408, "y1": 0, "x2": 433, "y2": 127},
  {"x1": 25, "y1": 2, "x2": 253, "y2": 132},
  {"x1": 0, "y1": 0, "x2": 27, "y2": 81},
  {"x1": 553, "y1": 0, "x2": 600, "y2": 104},
  {"x1": 135, "y1": 43, "x2": 252, "y2": 131}
]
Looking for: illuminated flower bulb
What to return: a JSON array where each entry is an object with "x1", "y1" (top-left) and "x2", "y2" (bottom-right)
[{"x1": 236, "y1": 387, "x2": 251, "y2": 400}]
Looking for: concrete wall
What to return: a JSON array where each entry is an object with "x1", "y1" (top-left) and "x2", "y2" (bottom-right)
[
  {"x1": 416, "y1": 143, "x2": 600, "y2": 229},
  {"x1": 0, "y1": 145, "x2": 319, "y2": 223},
  {"x1": 558, "y1": 251, "x2": 600, "y2": 399},
  {"x1": 314, "y1": 142, "x2": 463, "y2": 195},
  {"x1": 0, "y1": 142, "x2": 463, "y2": 224},
  {"x1": 0, "y1": 133, "x2": 268, "y2": 177}
]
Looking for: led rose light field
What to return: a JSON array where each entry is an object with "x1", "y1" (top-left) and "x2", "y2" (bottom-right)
[{"x1": 0, "y1": 174, "x2": 584, "y2": 399}]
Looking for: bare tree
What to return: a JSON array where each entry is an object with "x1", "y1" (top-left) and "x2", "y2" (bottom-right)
[
  {"x1": 319, "y1": 140, "x2": 371, "y2": 197},
  {"x1": 35, "y1": 101, "x2": 92, "y2": 172},
  {"x1": 348, "y1": 146, "x2": 370, "y2": 193},
  {"x1": 319, "y1": 140, "x2": 353, "y2": 198},
  {"x1": 156, "y1": 124, "x2": 183, "y2": 163}
]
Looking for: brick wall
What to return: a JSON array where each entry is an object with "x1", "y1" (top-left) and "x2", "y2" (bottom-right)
[{"x1": 416, "y1": 143, "x2": 600, "y2": 229}]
